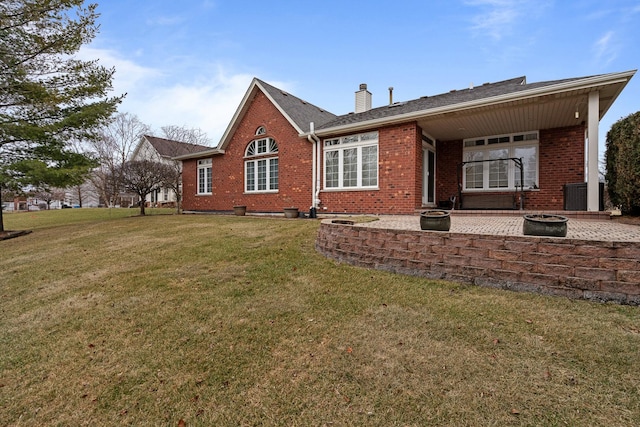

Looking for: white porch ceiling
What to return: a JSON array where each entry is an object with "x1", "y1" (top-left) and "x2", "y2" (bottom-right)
[{"x1": 418, "y1": 84, "x2": 619, "y2": 141}]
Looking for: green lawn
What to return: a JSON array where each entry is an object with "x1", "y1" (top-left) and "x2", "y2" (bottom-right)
[{"x1": 1, "y1": 209, "x2": 639, "y2": 426}]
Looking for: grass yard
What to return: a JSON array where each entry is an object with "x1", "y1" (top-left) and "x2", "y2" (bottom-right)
[{"x1": 1, "y1": 209, "x2": 639, "y2": 426}]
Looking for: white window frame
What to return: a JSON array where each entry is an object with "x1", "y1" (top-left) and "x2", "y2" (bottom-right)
[
  {"x1": 462, "y1": 131, "x2": 539, "y2": 192},
  {"x1": 245, "y1": 138, "x2": 279, "y2": 193},
  {"x1": 323, "y1": 131, "x2": 379, "y2": 190},
  {"x1": 197, "y1": 159, "x2": 212, "y2": 195}
]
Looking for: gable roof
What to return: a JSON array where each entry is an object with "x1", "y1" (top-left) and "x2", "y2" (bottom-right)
[
  {"x1": 141, "y1": 135, "x2": 211, "y2": 158},
  {"x1": 257, "y1": 79, "x2": 337, "y2": 133},
  {"x1": 174, "y1": 70, "x2": 635, "y2": 160},
  {"x1": 313, "y1": 70, "x2": 635, "y2": 139},
  {"x1": 213, "y1": 78, "x2": 336, "y2": 152}
]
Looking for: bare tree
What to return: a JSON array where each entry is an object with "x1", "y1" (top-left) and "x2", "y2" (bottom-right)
[
  {"x1": 89, "y1": 113, "x2": 150, "y2": 207},
  {"x1": 160, "y1": 126, "x2": 211, "y2": 146},
  {"x1": 121, "y1": 160, "x2": 173, "y2": 216},
  {"x1": 158, "y1": 162, "x2": 183, "y2": 213},
  {"x1": 31, "y1": 188, "x2": 66, "y2": 210},
  {"x1": 156, "y1": 126, "x2": 211, "y2": 213}
]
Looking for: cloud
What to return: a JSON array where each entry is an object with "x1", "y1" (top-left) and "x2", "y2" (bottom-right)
[
  {"x1": 465, "y1": 0, "x2": 549, "y2": 41},
  {"x1": 77, "y1": 46, "x2": 161, "y2": 96},
  {"x1": 142, "y1": 70, "x2": 255, "y2": 145},
  {"x1": 593, "y1": 31, "x2": 618, "y2": 67},
  {"x1": 466, "y1": 0, "x2": 521, "y2": 40},
  {"x1": 75, "y1": 46, "x2": 294, "y2": 146}
]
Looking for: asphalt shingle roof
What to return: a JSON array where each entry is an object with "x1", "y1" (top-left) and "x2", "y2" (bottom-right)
[
  {"x1": 144, "y1": 135, "x2": 211, "y2": 157},
  {"x1": 316, "y1": 75, "x2": 587, "y2": 130},
  {"x1": 256, "y1": 79, "x2": 337, "y2": 133}
]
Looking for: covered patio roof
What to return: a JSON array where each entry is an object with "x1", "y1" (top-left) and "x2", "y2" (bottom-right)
[{"x1": 312, "y1": 70, "x2": 636, "y2": 141}]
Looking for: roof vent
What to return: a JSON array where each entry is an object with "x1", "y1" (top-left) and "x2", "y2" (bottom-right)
[
  {"x1": 355, "y1": 83, "x2": 372, "y2": 113},
  {"x1": 388, "y1": 101, "x2": 406, "y2": 108}
]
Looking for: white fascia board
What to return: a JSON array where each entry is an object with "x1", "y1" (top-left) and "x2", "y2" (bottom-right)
[
  {"x1": 217, "y1": 79, "x2": 305, "y2": 150},
  {"x1": 172, "y1": 148, "x2": 225, "y2": 161},
  {"x1": 309, "y1": 70, "x2": 636, "y2": 137},
  {"x1": 255, "y1": 81, "x2": 304, "y2": 135}
]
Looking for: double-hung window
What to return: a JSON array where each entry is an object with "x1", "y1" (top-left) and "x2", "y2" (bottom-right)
[
  {"x1": 324, "y1": 131, "x2": 378, "y2": 189},
  {"x1": 197, "y1": 159, "x2": 212, "y2": 194},
  {"x1": 462, "y1": 132, "x2": 539, "y2": 191},
  {"x1": 245, "y1": 137, "x2": 278, "y2": 192}
]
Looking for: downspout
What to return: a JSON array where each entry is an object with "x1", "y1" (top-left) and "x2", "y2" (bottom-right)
[{"x1": 307, "y1": 122, "x2": 321, "y2": 218}]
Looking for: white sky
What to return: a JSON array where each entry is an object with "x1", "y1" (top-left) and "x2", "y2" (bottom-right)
[{"x1": 85, "y1": 0, "x2": 640, "y2": 153}]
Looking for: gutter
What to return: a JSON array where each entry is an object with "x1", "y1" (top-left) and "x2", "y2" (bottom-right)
[
  {"x1": 172, "y1": 148, "x2": 225, "y2": 161},
  {"x1": 306, "y1": 122, "x2": 321, "y2": 214}
]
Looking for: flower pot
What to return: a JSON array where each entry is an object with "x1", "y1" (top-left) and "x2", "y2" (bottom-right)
[
  {"x1": 420, "y1": 209, "x2": 451, "y2": 231},
  {"x1": 233, "y1": 205, "x2": 246, "y2": 216},
  {"x1": 523, "y1": 214, "x2": 568, "y2": 237},
  {"x1": 283, "y1": 207, "x2": 299, "y2": 218}
]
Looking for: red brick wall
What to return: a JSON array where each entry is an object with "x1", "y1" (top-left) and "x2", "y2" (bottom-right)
[
  {"x1": 436, "y1": 139, "x2": 462, "y2": 206},
  {"x1": 317, "y1": 222, "x2": 640, "y2": 305},
  {"x1": 182, "y1": 91, "x2": 314, "y2": 213},
  {"x1": 182, "y1": 93, "x2": 588, "y2": 214},
  {"x1": 181, "y1": 158, "x2": 201, "y2": 210},
  {"x1": 525, "y1": 125, "x2": 585, "y2": 210},
  {"x1": 319, "y1": 122, "x2": 422, "y2": 214}
]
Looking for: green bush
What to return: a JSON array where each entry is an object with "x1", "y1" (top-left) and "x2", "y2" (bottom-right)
[{"x1": 605, "y1": 111, "x2": 640, "y2": 215}]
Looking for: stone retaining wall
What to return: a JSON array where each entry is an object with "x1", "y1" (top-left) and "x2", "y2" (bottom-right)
[{"x1": 316, "y1": 222, "x2": 640, "y2": 305}]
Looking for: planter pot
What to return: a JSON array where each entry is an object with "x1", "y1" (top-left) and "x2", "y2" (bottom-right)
[
  {"x1": 523, "y1": 214, "x2": 568, "y2": 237},
  {"x1": 283, "y1": 207, "x2": 299, "y2": 218},
  {"x1": 420, "y1": 209, "x2": 451, "y2": 231},
  {"x1": 233, "y1": 205, "x2": 246, "y2": 216}
]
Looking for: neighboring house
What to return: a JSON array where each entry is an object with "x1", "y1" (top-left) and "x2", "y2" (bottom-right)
[
  {"x1": 64, "y1": 181, "x2": 101, "y2": 208},
  {"x1": 130, "y1": 135, "x2": 210, "y2": 206},
  {"x1": 176, "y1": 71, "x2": 635, "y2": 215}
]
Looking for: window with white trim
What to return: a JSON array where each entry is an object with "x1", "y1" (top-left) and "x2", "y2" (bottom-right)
[
  {"x1": 324, "y1": 131, "x2": 378, "y2": 189},
  {"x1": 245, "y1": 137, "x2": 278, "y2": 192},
  {"x1": 463, "y1": 132, "x2": 538, "y2": 191},
  {"x1": 197, "y1": 159, "x2": 212, "y2": 194}
]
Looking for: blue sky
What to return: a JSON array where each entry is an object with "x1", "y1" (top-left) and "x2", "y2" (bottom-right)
[{"x1": 84, "y1": 0, "x2": 639, "y2": 152}]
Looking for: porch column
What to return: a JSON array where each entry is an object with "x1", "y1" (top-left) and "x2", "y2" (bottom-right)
[{"x1": 587, "y1": 91, "x2": 599, "y2": 211}]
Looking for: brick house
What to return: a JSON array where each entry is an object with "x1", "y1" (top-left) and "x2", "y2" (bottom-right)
[{"x1": 176, "y1": 70, "x2": 635, "y2": 215}]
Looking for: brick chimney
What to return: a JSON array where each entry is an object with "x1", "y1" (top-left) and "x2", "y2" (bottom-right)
[{"x1": 355, "y1": 83, "x2": 371, "y2": 113}]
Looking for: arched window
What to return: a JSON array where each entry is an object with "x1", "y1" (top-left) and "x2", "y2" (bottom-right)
[
  {"x1": 255, "y1": 126, "x2": 266, "y2": 135},
  {"x1": 245, "y1": 138, "x2": 278, "y2": 192}
]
